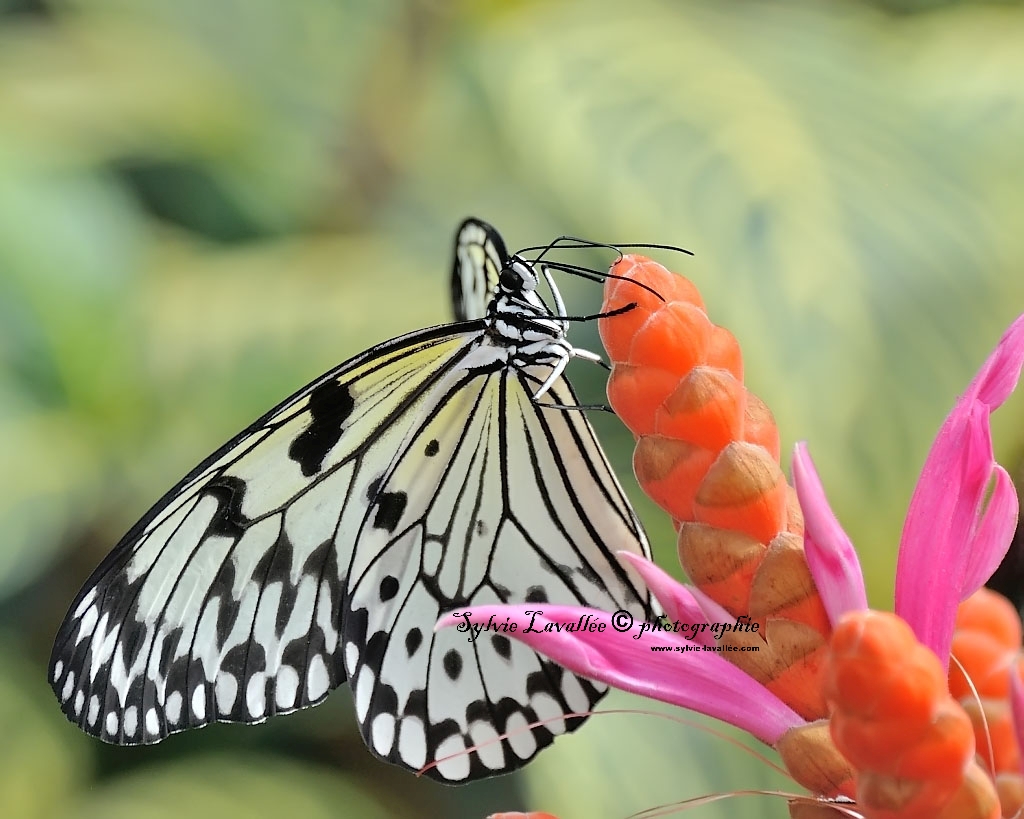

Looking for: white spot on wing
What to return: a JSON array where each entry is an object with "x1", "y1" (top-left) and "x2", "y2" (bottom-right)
[
  {"x1": 215, "y1": 675, "x2": 236, "y2": 715},
  {"x1": 246, "y1": 673, "x2": 266, "y2": 719},
  {"x1": 371, "y1": 713, "x2": 395, "y2": 755},
  {"x1": 193, "y1": 685, "x2": 208, "y2": 721},
  {"x1": 275, "y1": 666, "x2": 299, "y2": 711},
  {"x1": 72, "y1": 588, "x2": 98, "y2": 620},
  {"x1": 76, "y1": 605, "x2": 98, "y2": 646},
  {"x1": 529, "y1": 692, "x2": 565, "y2": 735},
  {"x1": 124, "y1": 705, "x2": 138, "y2": 737},
  {"x1": 307, "y1": 654, "x2": 328, "y2": 702},
  {"x1": 105, "y1": 711, "x2": 118, "y2": 736},
  {"x1": 145, "y1": 708, "x2": 159, "y2": 737},
  {"x1": 166, "y1": 691, "x2": 182, "y2": 725},
  {"x1": 560, "y1": 673, "x2": 589, "y2": 715},
  {"x1": 87, "y1": 696, "x2": 100, "y2": 727},
  {"x1": 61, "y1": 672, "x2": 75, "y2": 702},
  {"x1": 504, "y1": 711, "x2": 535, "y2": 759},
  {"x1": 398, "y1": 717, "x2": 427, "y2": 769},
  {"x1": 469, "y1": 722, "x2": 504, "y2": 770},
  {"x1": 88, "y1": 613, "x2": 117, "y2": 683},
  {"x1": 344, "y1": 642, "x2": 358, "y2": 676},
  {"x1": 434, "y1": 735, "x2": 471, "y2": 781}
]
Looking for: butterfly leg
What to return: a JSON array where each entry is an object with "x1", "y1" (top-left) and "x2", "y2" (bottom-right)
[{"x1": 530, "y1": 343, "x2": 573, "y2": 399}]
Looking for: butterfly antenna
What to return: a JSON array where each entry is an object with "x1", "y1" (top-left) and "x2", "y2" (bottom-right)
[
  {"x1": 518, "y1": 235, "x2": 694, "y2": 259},
  {"x1": 542, "y1": 260, "x2": 667, "y2": 303},
  {"x1": 520, "y1": 235, "x2": 696, "y2": 257}
]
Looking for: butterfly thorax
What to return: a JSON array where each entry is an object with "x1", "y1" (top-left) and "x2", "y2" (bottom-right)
[{"x1": 482, "y1": 256, "x2": 570, "y2": 359}]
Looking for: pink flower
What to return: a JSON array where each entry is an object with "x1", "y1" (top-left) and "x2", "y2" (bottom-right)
[
  {"x1": 800, "y1": 314, "x2": 1024, "y2": 668},
  {"x1": 436, "y1": 315, "x2": 1024, "y2": 745}
]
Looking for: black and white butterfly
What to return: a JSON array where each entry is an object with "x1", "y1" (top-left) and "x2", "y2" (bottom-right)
[{"x1": 50, "y1": 218, "x2": 654, "y2": 782}]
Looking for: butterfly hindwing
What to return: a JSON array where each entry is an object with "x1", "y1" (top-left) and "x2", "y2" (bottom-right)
[
  {"x1": 451, "y1": 218, "x2": 506, "y2": 321},
  {"x1": 344, "y1": 365, "x2": 647, "y2": 779}
]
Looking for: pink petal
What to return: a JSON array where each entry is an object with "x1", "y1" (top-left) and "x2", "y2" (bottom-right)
[
  {"x1": 686, "y1": 585, "x2": 735, "y2": 628},
  {"x1": 962, "y1": 466, "x2": 1019, "y2": 596},
  {"x1": 436, "y1": 605, "x2": 804, "y2": 745},
  {"x1": 965, "y1": 314, "x2": 1024, "y2": 408},
  {"x1": 791, "y1": 443, "x2": 867, "y2": 626},
  {"x1": 896, "y1": 408, "x2": 987, "y2": 663},
  {"x1": 896, "y1": 315, "x2": 1024, "y2": 665},
  {"x1": 616, "y1": 553, "x2": 704, "y2": 624},
  {"x1": 616, "y1": 552, "x2": 721, "y2": 648},
  {"x1": 1012, "y1": 667, "x2": 1024, "y2": 776}
]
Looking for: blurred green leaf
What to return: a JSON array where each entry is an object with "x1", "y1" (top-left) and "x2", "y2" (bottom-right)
[
  {"x1": 0, "y1": 408, "x2": 100, "y2": 597},
  {"x1": 523, "y1": 691, "x2": 792, "y2": 819},
  {"x1": 0, "y1": 637, "x2": 91, "y2": 819},
  {"x1": 64, "y1": 754, "x2": 390, "y2": 819}
]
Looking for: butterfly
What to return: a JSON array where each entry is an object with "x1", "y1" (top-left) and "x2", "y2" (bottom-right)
[{"x1": 49, "y1": 217, "x2": 654, "y2": 782}]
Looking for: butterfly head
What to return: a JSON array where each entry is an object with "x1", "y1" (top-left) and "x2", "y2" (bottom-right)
[{"x1": 497, "y1": 256, "x2": 539, "y2": 296}]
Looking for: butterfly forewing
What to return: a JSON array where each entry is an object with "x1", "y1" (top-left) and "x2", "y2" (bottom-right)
[
  {"x1": 50, "y1": 218, "x2": 654, "y2": 782},
  {"x1": 51, "y1": 328, "x2": 477, "y2": 743}
]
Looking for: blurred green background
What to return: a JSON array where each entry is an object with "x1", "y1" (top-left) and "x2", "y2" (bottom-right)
[{"x1": 3, "y1": 0, "x2": 1024, "y2": 817}]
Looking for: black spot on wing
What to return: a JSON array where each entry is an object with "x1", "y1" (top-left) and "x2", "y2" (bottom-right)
[
  {"x1": 574, "y1": 560, "x2": 601, "y2": 586},
  {"x1": 362, "y1": 631, "x2": 389, "y2": 674},
  {"x1": 405, "y1": 627, "x2": 423, "y2": 657},
  {"x1": 372, "y1": 491, "x2": 407, "y2": 533},
  {"x1": 119, "y1": 616, "x2": 148, "y2": 670},
  {"x1": 252, "y1": 528, "x2": 300, "y2": 637},
  {"x1": 214, "y1": 561, "x2": 241, "y2": 646},
  {"x1": 288, "y1": 380, "x2": 354, "y2": 477},
  {"x1": 370, "y1": 683, "x2": 399, "y2": 725},
  {"x1": 345, "y1": 606, "x2": 369, "y2": 657},
  {"x1": 442, "y1": 648, "x2": 463, "y2": 681},
  {"x1": 491, "y1": 635, "x2": 512, "y2": 661},
  {"x1": 525, "y1": 586, "x2": 548, "y2": 604},
  {"x1": 255, "y1": 529, "x2": 295, "y2": 588},
  {"x1": 204, "y1": 476, "x2": 251, "y2": 539},
  {"x1": 424, "y1": 439, "x2": 439, "y2": 457},
  {"x1": 280, "y1": 638, "x2": 312, "y2": 682},
  {"x1": 404, "y1": 687, "x2": 426, "y2": 719},
  {"x1": 158, "y1": 626, "x2": 183, "y2": 671},
  {"x1": 378, "y1": 575, "x2": 399, "y2": 602}
]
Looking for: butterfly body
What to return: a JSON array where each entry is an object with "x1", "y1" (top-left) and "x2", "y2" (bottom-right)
[{"x1": 51, "y1": 218, "x2": 653, "y2": 782}]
